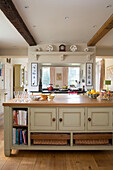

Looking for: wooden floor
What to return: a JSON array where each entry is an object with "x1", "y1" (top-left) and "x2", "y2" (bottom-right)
[{"x1": 1, "y1": 118, "x2": 113, "y2": 170}]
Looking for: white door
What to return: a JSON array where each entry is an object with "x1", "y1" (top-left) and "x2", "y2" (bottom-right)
[
  {"x1": 88, "y1": 107, "x2": 112, "y2": 131},
  {"x1": 30, "y1": 108, "x2": 57, "y2": 131},
  {"x1": 59, "y1": 108, "x2": 85, "y2": 131}
]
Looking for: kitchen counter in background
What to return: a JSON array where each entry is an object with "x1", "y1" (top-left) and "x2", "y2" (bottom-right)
[{"x1": 30, "y1": 88, "x2": 85, "y2": 94}]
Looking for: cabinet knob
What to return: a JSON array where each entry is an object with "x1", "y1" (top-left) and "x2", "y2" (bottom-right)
[
  {"x1": 59, "y1": 118, "x2": 63, "y2": 122},
  {"x1": 52, "y1": 118, "x2": 56, "y2": 122},
  {"x1": 88, "y1": 118, "x2": 91, "y2": 121}
]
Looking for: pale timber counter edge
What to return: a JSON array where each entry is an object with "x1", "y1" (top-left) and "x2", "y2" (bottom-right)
[{"x1": 3, "y1": 94, "x2": 113, "y2": 107}]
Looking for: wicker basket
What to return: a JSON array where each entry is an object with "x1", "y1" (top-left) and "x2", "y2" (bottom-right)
[
  {"x1": 75, "y1": 139, "x2": 109, "y2": 145},
  {"x1": 33, "y1": 139, "x2": 67, "y2": 145},
  {"x1": 74, "y1": 133, "x2": 112, "y2": 145},
  {"x1": 31, "y1": 133, "x2": 70, "y2": 145}
]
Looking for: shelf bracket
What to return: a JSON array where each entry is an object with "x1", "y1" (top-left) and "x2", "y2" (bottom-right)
[
  {"x1": 60, "y1": 54, "x2": 64, "y2": 61},
  {"x1": 87, "y1": 55, "x2": 90, "y2": 61},
  {"x1": 36, "y1": 55, "x2": 39, "y2": 60}
]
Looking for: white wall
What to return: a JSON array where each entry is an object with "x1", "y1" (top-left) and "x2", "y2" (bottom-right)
[
  {"x1": 12, "y1": 58, "x2": 28, "y2": 69},
  {"x1": 0, "y1": 48, "x2": 28, "y2": 57}
]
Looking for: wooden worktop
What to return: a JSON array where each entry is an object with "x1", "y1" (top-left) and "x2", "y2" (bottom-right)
[{"x1": 3, "y1": 94, "x2": 113, "y2": 107}]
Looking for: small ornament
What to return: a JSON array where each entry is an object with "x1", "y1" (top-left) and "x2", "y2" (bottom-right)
[
  {"x1": 36, "y1": 47, "x2": 41, "y2": 51},
  {"x1": 46, "y1": 45, "x2": 53, "y2": 52},
  {"x1": 84, "y1": 47, "x2": 89, "y2": 52},
  {"x1": 70, "y1": 45, "x2": 77, "y2": 52},
  {"x1": 59, "y1": 44, "x2": 66, "y2": 51}
]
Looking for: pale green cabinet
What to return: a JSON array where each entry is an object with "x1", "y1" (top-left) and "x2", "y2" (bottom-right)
[
  {"x1": 59, "y1": 108, "x2": 85, "y2": 131},
  {"x1": 30, "y1": 108, "x2": 57, "y2": 131},
  {"x1": 88, "y1": 108, "x2": 113, "y2": 131}
]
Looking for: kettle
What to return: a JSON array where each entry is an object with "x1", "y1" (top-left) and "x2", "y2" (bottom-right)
[{"x1": 48, "y1": 84, "x2": 53, "y2": 91}]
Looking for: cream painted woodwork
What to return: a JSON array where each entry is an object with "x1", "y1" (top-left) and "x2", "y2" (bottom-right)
[
  {"x1": 28, "y1": 45, "x2": 96, "y2": 92},
  {"x1": 34, "y1": 51, "x2": 94, "y2": 61},
  {"x1": 88, "y1": 108, "x2": 112, "y2": 131},
  {"x1": 5, "y1": 64, "x2": 13, "y2": 101},
  {"x1": 59, "y1": 108, "x2": 85, "y2": 131},
  {"x1": 13, "y1": 64, "x2": 24, "y2": 92},
  {"x1": 0, "y1": 64, "x2": 13, "y2": 114},
  {"x1": 3, "y1": 104, "x2": 113, "y2": 156},
  {"x1": 0, "y1": 94, "x2": 2, "y2": 113},
  {"x1": 30, "y1": 108, "x2": 57, "y2": 131},
  {"x1": 0, "y1": 90, "x2": 7, "y2": 114}
]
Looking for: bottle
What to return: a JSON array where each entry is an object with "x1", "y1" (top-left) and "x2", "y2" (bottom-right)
[
  {"x1": 39, "y1": 78, "x2": 42, "y2": 92},
  {"x1": 39, "y1": 69, "x2": 42, "y2": 92}
]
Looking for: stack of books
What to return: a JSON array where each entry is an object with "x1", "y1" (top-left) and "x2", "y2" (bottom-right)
[
  {"x1": 13, "y1": 110, "x2": 27, "y2": 125},
  {"x1": 13, "y1": 128, "x2": 27, "y2": 145},
  {"x1": 13, "y1": 109, "x2": 28, "y2": 145}
]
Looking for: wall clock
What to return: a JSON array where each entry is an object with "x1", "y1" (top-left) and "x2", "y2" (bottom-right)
[{"x1": 59, "y1": 44, "x2": 66, "y2": 51}]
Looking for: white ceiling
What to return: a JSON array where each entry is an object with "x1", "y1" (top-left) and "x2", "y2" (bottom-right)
[
  {"x1": 0, "y1": 0, "x2": 113, "y2": 48},
  {"x1": 0, "y1": 10, "x2": 28, "y2": 48}
]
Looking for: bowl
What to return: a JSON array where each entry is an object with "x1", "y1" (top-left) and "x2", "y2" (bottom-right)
[
  {"x1": 31, "y1": 95, "x2": 41, "y2": 101},
  {"x1": 48, "y1": 95, "x2": 55, "y2": 101},
  {"x1": 40, "y1": 94, "x2": 48, "y2": 100},
  {"x1": 62, "y1": 86, "x2": 67, "y2": 89},
  {"x1": 88, "y1": 93, "x2": 99, "y2": 99}
]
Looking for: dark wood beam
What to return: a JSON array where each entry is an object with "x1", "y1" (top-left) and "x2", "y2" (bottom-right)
[
  {"x1": 0, "y1": 0, "x2": 37, "y2": 46},
  {"x1": 87, "y1": 14, "x2": 113, "y2": 46}
]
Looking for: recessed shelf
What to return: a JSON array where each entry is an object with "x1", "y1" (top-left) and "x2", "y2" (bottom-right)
[{"x1": 13, "y1": 124, "x2": 28, "y2": 128}]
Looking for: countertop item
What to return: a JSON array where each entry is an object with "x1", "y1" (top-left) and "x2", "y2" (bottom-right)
[{"x1": 3, "y1": 94, "x2": 113, "y2": 107}]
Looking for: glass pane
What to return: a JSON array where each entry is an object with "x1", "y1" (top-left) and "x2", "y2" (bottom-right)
[
  {"x1": 42, "y1": 67, "x2": 50, "y2": 88},
  {"x1": 68, "y1": 67, "x2": 80, "y2": 86}
]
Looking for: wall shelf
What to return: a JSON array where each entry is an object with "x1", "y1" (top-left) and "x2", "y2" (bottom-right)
[
  {"x1": 33, "y1": 51, "x2": 94, "y2": 56},
  {"x1": 32, "y1": 51, "x2": 94, "y2": 61}
]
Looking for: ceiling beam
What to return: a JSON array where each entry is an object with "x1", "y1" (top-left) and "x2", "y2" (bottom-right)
[
  {"x1": 87, "y1": 14, "x2": 113, "y2": 46},
  {"x1": 0, "y1": 0, "x2": 37, "y2": 46}
]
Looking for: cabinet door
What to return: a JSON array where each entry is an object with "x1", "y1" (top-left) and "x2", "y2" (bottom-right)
[
  {"x1": 88, "y1": 108, "x2": 112, "y2": 131},
  {"x1": 30, "y1": 108, "x2": 56, "y2": 130},
  {"x1": 59, "y1": 108, "x2": 85, "y2": 131}
]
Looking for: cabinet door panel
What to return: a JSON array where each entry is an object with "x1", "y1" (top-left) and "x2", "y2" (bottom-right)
[
  {"x1": 59, "y1": 108, "x2": 84, "y2": 130},
  {"x1": 30, "y1": 108, "x2": 56, "y2": 130},
  {"x1": 88, "y1": 108, "x2": 112, "y2": 130}
]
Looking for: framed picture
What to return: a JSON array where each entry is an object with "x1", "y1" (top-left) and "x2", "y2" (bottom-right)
[
  {"x1": 86, "y1": 63, "x2": 93, "y2": 86},
  {"x1": 31, "y1": 63, "x2": 38, "y2": 86},
  {"x1": 56, "y1": 73, "x2": 62, "y2": 80},
  {"x1": 106, "y1": 65, "x2": 113, "y2": 80}
]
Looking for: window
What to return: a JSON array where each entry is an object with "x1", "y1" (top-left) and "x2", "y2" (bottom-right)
[
  {"x1": 68, "y1": 67, "x2": 80, "y2": 86},
  {"x1": 42, "y1": 67, "x2": 50, "y2": 88}
]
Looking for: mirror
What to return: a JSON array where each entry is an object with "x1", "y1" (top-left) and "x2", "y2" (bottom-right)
[{"x1": 39, "y1": 63, "x2": 86, "y2": 89}]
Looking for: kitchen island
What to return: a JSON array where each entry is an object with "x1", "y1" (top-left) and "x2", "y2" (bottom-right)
[{"x1": 3, "y1": 94, "x2": 113, "y2": 156}]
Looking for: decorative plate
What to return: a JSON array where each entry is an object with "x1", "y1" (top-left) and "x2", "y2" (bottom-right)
[
  {"x1": 46, "y1": 45, "x2": 53, "y2": 52},
  {"x1": 70, "y1": 45, "x2": 77, "y2": 52}
]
